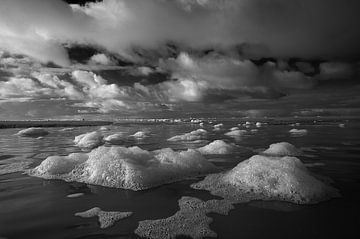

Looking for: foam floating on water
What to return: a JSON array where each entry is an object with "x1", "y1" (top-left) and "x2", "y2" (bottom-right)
[
  {"x1": 230, "y1": 126, "x2": 239, "y2": 131},
  {"x1": 255, "y1": 122, "x2": 262, "y2": 127},
  {"x1": 104, "y1": 133, "x2": 124, "y2": 144},
  {"x1": 224, "y1": 129, "x2": 247, "y2": 137},
  {"x1": 289, "y1": 128, "x2": 308, "y2": 136},
  {"x1": 16, "y1": 128, "x2": 49, "y2": 137},
  {"x1": 67, "y1": 193, "x2": 85, "y2": 198},
  {"x1": 99, "y1": 126, "x2": 110, "y2": 131},
  {"x1": 262, "y1": 142, "x2": 302, "y2": 157},
  {"x1": 135, "y1": 196, "x2": 234, "y2": 239},
  {"x1": 75, "y1": 207, "x2": 132, "y2": 229},
  {"x1": 74, "y1": 131, "x2": 103, "y2": 149},
  {"x1": 168, "y1": 129, "x2": 207, "y2": 141},
  {"x1": 0, "y1": 161, "x2": 32, "y2": 175},
  {"x1": 191, "y1": 154, "x2": 340, "y2": 204},
  {"x1": 197, "y1": 140, "x2": 236, "y2": 155},
  {"x1": 29, "y1": 145, "x2": 217, "y2": 190}
]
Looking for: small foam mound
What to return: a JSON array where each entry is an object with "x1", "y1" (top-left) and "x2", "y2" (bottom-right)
[
  {"x1": 74, "y1": 131, "x2": 103, "y2": 149},
  {"x1": 289, "y1": 129, "x2": 308, "y2": 136},
  {"x1": 224, "y1": 129, "x2": 247, "y2": 137},
  {"x1": 168, "y1": 129, "x2": 207, "y2": 141},
  {"x1": 255, "y1": 122, "x2": 262, "y2": 127},
  {"x1": 59, "y1": 127, "x2": 74, "y2": 132},
  {"x1": 339, "y1": 123, "x2": 345, "y2": 128},
  {"x1": 135, "y1": 196, "x2": 233, "y2": 239},
  {"x1": 192, "y1": 154, "x2": 340, "y2": 204},
  {"x1": 213, "y1": 123, "x2": 223, "y2": 128},
  {"x1": 29, "y1": 145, "x2": 217, "y2": 190},
  {"x1": 16, "y1": 128, "x2": 49, "y2": 137},
  {"x1": 104, "y1": 133, "x2": 124, "y2": 144},
  {"x1": 230, "y1": 127, "x2": 239, "y2": 131},
  {"x1": 75, "y1": 207, "x2": 132, "y2": 229},
  {"x1": 99, "y1": 126, "x2": 110, "y2": 131},
  {"x1": 67, "y1": 193, "x2": 84, "y2": 198},
  {"x1": 262, "y1": 142, "x2": 302, "y2": 156},
  {"x1": 130, "y1": 131, "x2": 148, "y2": 139},
  {"x1": 197, "y1": 140, "x2": 236, "y2": 155}
]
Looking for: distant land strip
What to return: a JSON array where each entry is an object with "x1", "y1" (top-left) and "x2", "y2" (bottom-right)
[{"x1": 0, "y1": 121, "x2": 113, "y2": 129}]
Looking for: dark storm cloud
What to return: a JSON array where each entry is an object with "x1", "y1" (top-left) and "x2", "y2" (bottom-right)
[{"x1": 1, "y1": 0, "x2": 360, "y2": 67}]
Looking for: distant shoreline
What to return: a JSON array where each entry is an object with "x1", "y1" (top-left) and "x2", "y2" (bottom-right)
[{"x1": 0, "y1": 120, "x2": 113, "y2": 129}]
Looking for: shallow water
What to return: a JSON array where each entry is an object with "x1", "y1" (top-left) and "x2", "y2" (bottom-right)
[{"x1": 1, "y1": 118, "x2": 360, "y2": 239}]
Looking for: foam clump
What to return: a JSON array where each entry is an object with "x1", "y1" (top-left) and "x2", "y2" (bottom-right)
[
  {"x1": 74, "y1": 131, "x2": 103, "y2": 149},
  {"x1": 59, "y1": 127, "x2": 74, "y2": 132},
  {"x1": 67, "y1": 193, "x2": 84, "y2": 198},
  {"x1": 289, "y1": 128, "x2": 308, "y2": 136},
  {"x1": 131, "y1": 131, "x2": 148, "y2": 139},
  {"x1": 99, "y1": 126, "x2": 110, "y2": 131},
  {"x1": 230, "y1": 126, "x2": 239, "y2": 131},
  {"x1": 224, "y1": 129, "x2": 247, "y2": 137},
  {"x1": 75, "y1": 207, "x2": 132, "y2": 229},
  {"x1": 168, "y1": 129, "x2": 207, "y2": 141},
  {"x1": 197, "y1": 140, "x2": 235, "y2": 155},
  {"x1": 135, "y1": 196, "x2": 233, "y2": 239},
  {"x1": 339, "y1": 123, "x2": 345, "y2": 128},
  {"x1": 256, "y1": 122, "x2": 262, "y2": 127},
  {"x1": 29, "y1": 145, "x2": 217, "y2": 190},
  {"x1": 104, "y1": 133, "x2": 124, "y2": 144},
  {"x1": 34, "y1": 153, "x2": 88, "y2": 175},
  {"x1": 262, "y1": 142, "x2": 302, "y2": 157},
  {"x1": 16, "y1": 128, "x2": 49, "y2": 137},
  {"x1": 192, "y1": 154, "x2": 340, "y2": 204}
]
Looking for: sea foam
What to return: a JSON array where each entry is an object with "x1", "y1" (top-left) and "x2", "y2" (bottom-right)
[{"x1": 29, "y1": 145, "x2": 217, "y2": 190}]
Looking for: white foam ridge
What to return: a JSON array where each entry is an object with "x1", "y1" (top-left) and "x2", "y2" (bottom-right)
[
  {"x1": 168, "y1": 129, "x2": 207, "y2": 141},
  {"x1": 135, "y1": 196, "x2": 233, "y2": 239},
  {"x1": 29, "y1": 145, "x2": 217, "y2": 190},
  {"x1": 192, "y1": 153, "x2": 340, "y2": 204},
  {"x1": 75, "y1": 207, "x2": 132, "y2": 229},
  {"x1": 213, "y1": 123, "x2": 224, "y2": 129},
  {"x1": 74, "y1": 131, "x2": 104, "y2": 149},
  {"x1": 16, "y1": 127, "x2": 49, "y2": 137},
  {"x1": 230, "y1": 126, "x2": 239, "y2": 131},
  {"x1": 197, "y1": 140, "x2": 236, "y2": 155},
  {"x1": 262, "y1": 142, "x2": 302, "y2": 156},
  {"x1": 67, "y1": 193, "x2": 84, "y2": 198}
]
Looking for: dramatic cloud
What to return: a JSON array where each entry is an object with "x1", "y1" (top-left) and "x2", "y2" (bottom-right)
[{"x1": 1, "y1": 0, "x2": 360, "y2": 66}]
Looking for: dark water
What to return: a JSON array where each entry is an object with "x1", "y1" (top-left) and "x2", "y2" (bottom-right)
[{"x1": 0, "y1": 118, "x2": 360, "y2": 239}]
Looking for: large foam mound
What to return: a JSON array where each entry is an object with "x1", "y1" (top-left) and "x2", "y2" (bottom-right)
[
  {"x1": 197, "y1": 140, "x2": 236, "y2": 155},
  {"x1": 135, "y1": 196, "x2": 233, "y2": 239},
  {"x1": 168, "y1": 129, "x2": 207, "y2": 141},
  {"x1": 192, "y1": 155, "x2": 340, "y2": 204},
  {"x1": 75, "y1": 207, "x2": 132, "y2": 229},
  {"x1": 16, "y1": 127, "x2": 49, "y2": 137},
  {"x1": 29, "y1": 145, "x2": 217, "y2": 190},
  {"x1": 74, "y1": 131, "x2": 103, "y2": 149},
  {"x1": 262, "y1": 142, "x2": 302, "y2": 156}
]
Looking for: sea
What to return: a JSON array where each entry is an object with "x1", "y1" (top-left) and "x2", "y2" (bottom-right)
[{"x1": 0, "y1": 117, "x2": 360, "y2": 239}]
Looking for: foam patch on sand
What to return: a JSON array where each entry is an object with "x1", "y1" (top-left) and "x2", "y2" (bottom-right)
[
  {"x1": 75, "y1": 207, "x2": 132, "y2": 229},
  {"x1": 262, "y1": 142, "x2": 302, "y2": 157},
  {"x1": 29, "y1": 146, "x2": 217, "y2": 190},
  {"x1": 74, "y1": 131, "x2": 103, "y2": 149},
  {"x1": 16, "y1": 128, "x2": 49, "y2": 137},
  {"x1": 104, "y1": 133, "x2": 124, "y2": 144},
  {"x1": 197, "y1": 140, "x2": 236, "y2": 155},
  {"x1": 135, "y1": 196, "x2": 234, "y2": 239},
  {"x1": 191, "y1": 154, "x2": 340, "y2": 204},
  {"x1": 168, "y1": 129, "x2": 207, "y2": 141},
  {"x1": 289, "y1": 129, "x2": 308, "y2": 136}
]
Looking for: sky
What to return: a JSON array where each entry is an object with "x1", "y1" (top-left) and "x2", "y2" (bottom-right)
[{"x1": 0, "y1": 0, "x2": 360, "y2": 120}]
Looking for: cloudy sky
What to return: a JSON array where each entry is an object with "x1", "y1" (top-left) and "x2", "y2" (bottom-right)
[{"x1": 0, "y1": 0, "x2": 360, "y2": 120}]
